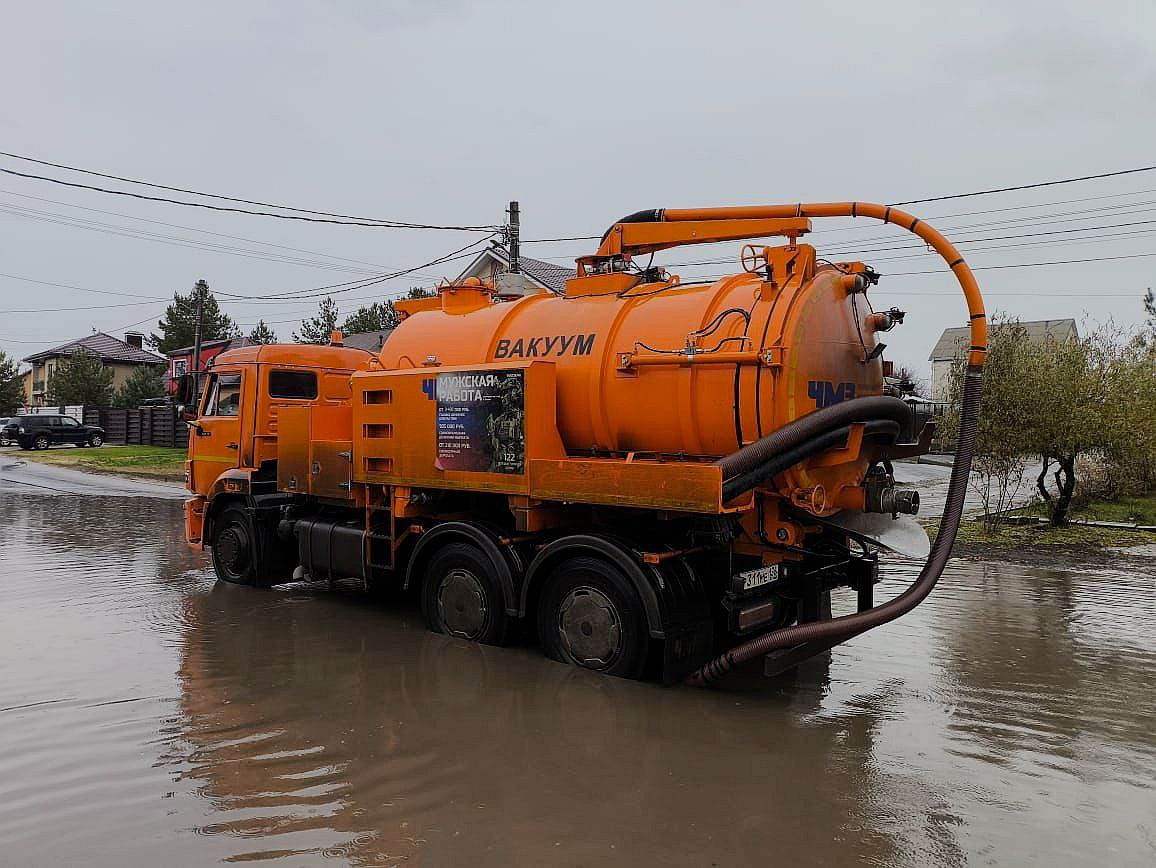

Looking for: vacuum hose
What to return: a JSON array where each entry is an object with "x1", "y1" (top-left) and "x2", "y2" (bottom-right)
[
  {"x1": 688, "y1": 368, "x2": 981, "y2": 685},
  {"x1": 717, "y1": 397, "x2": 911, "y2": 502},
  {"x1": 672, "y1": 201, "x2": 987, "y2": 687}
]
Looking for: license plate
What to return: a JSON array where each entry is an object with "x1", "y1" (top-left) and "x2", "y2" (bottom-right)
[{"x1": 737, "y1": 564, "x2": 778, "y2": 591}]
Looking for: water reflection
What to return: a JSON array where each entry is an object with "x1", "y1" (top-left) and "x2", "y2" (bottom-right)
[{"x1": 172, "y1": 582, "x2": 909, "y2": 865}]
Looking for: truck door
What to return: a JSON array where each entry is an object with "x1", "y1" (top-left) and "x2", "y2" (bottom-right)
[{"x1": 190, "y1": 369, "x2": 245, "y2": 490}]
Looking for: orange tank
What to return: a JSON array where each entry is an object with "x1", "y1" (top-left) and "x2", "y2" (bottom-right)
[{"x1": 381, "y1": 246, "x2": 886, "y2": 501}]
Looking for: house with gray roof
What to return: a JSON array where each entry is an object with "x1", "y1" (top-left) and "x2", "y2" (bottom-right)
[
  {"x1": 456, "y1": 244, "x2": 576, "y2": 294},
  {"x1": 339, "y1": 248, "x2": 577, "y2": 356},
  {"x1": 928, "y1": 318, "x2": 1078, "y2": 400},
  {"x1": 22, "y1": 331, "x2": 165, "y2": 406}
]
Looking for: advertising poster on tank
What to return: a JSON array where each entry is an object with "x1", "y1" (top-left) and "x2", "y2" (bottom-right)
[{"x1": 435, "y1": 370, "x2": 525, "y2": 474}]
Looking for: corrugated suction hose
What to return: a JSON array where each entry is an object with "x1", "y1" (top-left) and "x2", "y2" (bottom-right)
[
  {"x1": 654, "y1": 200, "x2": 988, "y2": 687},
  {"x1": 717, "y1": 397, "x2": 911, "y2": 502},
  {"x1": 687, "y1": 365, "x2": 981, "y2": 685}
]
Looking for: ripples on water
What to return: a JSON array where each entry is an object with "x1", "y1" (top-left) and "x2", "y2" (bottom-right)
[{"x1": 0, "y1": 491, "x2": 1153, "y2": 866}]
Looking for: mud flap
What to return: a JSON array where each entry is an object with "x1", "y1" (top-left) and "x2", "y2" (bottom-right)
[{"x1": 660, "y1": 620, "x2": 714, "y2": 685}]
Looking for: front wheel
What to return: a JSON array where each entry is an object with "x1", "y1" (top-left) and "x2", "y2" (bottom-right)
[
  {"x1": 536, "y1": 556, "x2": 650, "y2": 679},
  {"x1": 421, "y1": 542, "x2": 510, "y2": 645},
  {"x1": 210, "y1": 506, "x2": 258, "y2": 586},
  {"x1": 33, "y1": 434, "x2": 50, "y2": 450},
  {"x1": 88, "y1": 434, "x2": 104, "y2": 447}
]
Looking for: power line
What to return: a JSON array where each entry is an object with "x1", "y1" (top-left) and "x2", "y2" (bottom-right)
[
  {"x1": 652, "y1": 201, "x2": 1156, "y2": 270},
  {"x1": 815, "y1": 198, "x2": 1156, "y2": 252},
  {"x1": 0, "y1": 272, "x2": 166, "y2": 301},
  {"x1": 212, "y1": 234, "x2": 496, "y2": 301},
  {"x1": 0, "y1": 150, "x2": 499, "y2": 231},
  {"x1": 884, "y1": 250, "x2": 1156, "y2": 275},
  {"x1": 845, "y1": 229, "x2": 1156, "y2": 266},
  {"x1": 521, "y1": 176, "x2": 1156, "y2": 249},
  {"x1": 0, "y1": 187, "x2": 395, "y2": 269},
  {"x1": 888, "y1": 164, "x2": 1156, "y2": 206},
  {"x1": 6, "y1": 299, "x2": 161, "y2": 314},
  {"x1": 522, "y1": 234, "x2": 599, "y2": 244},
  {"x1": 827, "y1": 216, "x2": 1156, "y2": 258},
  {"x1": 0, "y1": 166, "x2": 503, "y2": 231},
  {"x1": 0, "y1": 203, "x2": 385, "y2": 274}
]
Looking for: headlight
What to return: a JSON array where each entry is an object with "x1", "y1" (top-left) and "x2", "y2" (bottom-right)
[{"x1": 18, "y1": 426, "x2": 25, "y2": 433}]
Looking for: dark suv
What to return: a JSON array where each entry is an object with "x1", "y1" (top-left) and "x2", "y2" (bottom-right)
[{"x1": 2, "y1": 415, "x2": 105, "y2": 450}]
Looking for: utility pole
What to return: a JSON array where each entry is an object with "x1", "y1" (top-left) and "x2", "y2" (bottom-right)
[
  {"x1": 192, "y1": 279, "x2": 206, "y2": 399},
  {"x1": 507, "y1": 200, "x2": 520, "y2": 273}
]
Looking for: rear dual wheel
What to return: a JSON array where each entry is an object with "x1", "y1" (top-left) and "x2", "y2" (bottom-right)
[
  {"x1": 536, "y1": 556, "x2": 649, "y2": 679},
  {"x1": 422, "y1": 542, "x2": 651, "y2": 679},
  {"x1": 421, "y1": 543, "x2": 510, "y2": 646}
]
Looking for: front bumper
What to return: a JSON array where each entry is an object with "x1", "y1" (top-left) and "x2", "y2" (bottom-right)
[{"x1": 184, "y1": 496, "x2": 206, "y2": 548}]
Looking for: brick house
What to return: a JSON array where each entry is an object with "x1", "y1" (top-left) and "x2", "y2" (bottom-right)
[{"x1": 165, "y1": 337, "x2": 253, "y2": 395}]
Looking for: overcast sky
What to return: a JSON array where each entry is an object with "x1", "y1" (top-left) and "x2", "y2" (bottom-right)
[{"x1": 3, "y1": 0, "x2": 1154, "y2": 376}]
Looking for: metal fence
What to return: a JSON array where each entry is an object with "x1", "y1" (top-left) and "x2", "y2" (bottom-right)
[{"x1": 83, "y1": 406, "x2": 189, "y2": 449}]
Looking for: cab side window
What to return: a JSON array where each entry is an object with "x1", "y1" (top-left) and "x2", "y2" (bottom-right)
[
  {"x1": 203, "y1": 373, "x2": 242, "y2": 417},
  {"x1": 201, "y1": 375, "x2": 219, "y2": 416},
  {"x1": 269, "y1": 370, "x2": 318, "y2": 400},
  {"x1": 60, "y1": 417, "x2": 79, "y2": 428}
]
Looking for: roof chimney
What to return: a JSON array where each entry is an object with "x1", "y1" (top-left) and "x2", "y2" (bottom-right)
[{"x1": 125, "y1": 331, "x2": 144, "y2": 349}]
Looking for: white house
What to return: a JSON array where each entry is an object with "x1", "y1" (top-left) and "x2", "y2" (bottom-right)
[
  {"x1": 927, "y1": 318, "x2": 1078, "y2": 400},
  {"x1": 456, "y1": 244, "x2": 575, "y2": 294}
]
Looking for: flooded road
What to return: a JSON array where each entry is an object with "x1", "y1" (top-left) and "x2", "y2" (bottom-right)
[{"x1": 1, "y1": 483, "x2": 1154, "y2": 866}]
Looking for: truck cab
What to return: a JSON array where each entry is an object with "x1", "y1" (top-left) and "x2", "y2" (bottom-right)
[{"x1": 184, "y1": 343, "x2": 372, "y2": 549}]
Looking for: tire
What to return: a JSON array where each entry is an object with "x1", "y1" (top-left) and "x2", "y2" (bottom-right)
[
  {"x1": 88, "y1": 434, "x2": 104, "y2": 447},
  {"x1": 210, "y1": 506, "x2": 259, "y2": 586},
  {"x1": 33, "y1": 434, "x2": 50, "y2": 450},
  {"x1": 536, "y1": 556, "x2": 650, "y2": 679},
  {"x1": 420, "y1": 541, "x2": 510, "y2": 646}
]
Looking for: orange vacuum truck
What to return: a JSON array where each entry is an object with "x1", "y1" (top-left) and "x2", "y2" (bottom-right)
[{"x1": 184, "y1": 203, "x2": 986, "y2": 684}]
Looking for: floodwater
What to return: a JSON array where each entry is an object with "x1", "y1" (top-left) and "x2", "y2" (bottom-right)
[{"x1": 1, "y1": 474, "x2": 1155, "y2": 865}]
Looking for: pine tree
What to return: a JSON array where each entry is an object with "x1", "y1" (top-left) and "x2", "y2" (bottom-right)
[
  {"x1": 293, "y1": 297, "x2": 341, "y2": 344},
  {"x1": 248, "y1": 320, "x2": 278, "y2": 344},
  {"x1": 46, "y1": 349, "x2": 115, "y2": 406},
  {"x1": 342, "y1": 302, "x2": 396, "y2": 334},
  {"x1": 114, "y1": 364, "x2": 167, "y2": 408},
  {"x1": 341, "y1": 288, "x2": 435, "y2": 335},
  {"x1": 0, "y1": 350, "x2": 23, "y2": 415},
  {"x1": 149, "y1": 283, "x2": 238, "y2": 354}
]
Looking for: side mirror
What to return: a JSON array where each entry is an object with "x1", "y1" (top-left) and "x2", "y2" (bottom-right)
[{"x1": 176, "y1": 373, "x2": 195, "y2": 406}]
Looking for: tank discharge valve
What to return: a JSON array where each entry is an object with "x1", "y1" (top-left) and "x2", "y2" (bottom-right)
[
  {"x1": 863, "y1": 466, "x2": 919, "y2": 516},
  {"x1": 869, "y1": 307, "x2": 906, "y2": 333},
  {"x1": 865, "y1": 483, "x2": 920, "y2": 516}
]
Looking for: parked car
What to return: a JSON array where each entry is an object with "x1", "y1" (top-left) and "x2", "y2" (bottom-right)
[
  {"x1": 1, "y1": 414, "x2": 105, "y2": 450},
  {"x1": 0, "y1": 418, "x2": 11, "y2": 446}
]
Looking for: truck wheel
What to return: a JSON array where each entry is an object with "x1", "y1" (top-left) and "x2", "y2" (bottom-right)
[
  {"x1": 34, "y1": 434, "x2": 50, "y2": 450},
  {"x1": 421, "y1": 542, "x2": 510, "y2": 645},
  {"x1": 211, "y1": 506, "x2": 258, "y2": 586},
  {"x1": 536, "y1": 556, "x2": 649, "y2": 679},
  {"x1": 88, "y1": 434, "x2": 103, "y2": 447}
]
